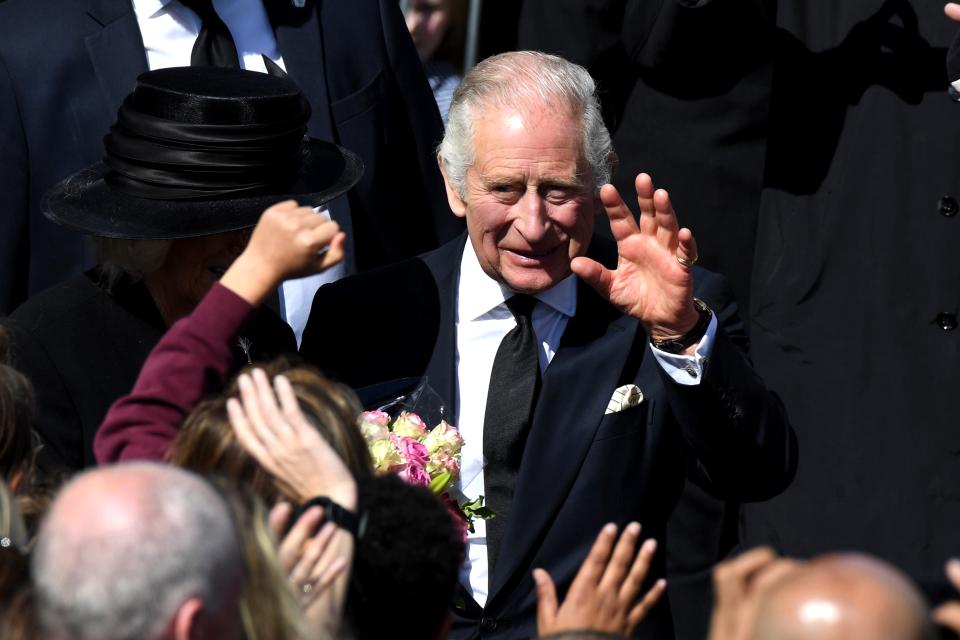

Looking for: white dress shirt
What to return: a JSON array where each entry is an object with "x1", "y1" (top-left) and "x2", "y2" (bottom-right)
[
  {"x1": 454, "y1": 240, "x2": 717, "y2": 605},
  {"x1": 131, "y1": 0, "x2": 352, "y2": 341}
]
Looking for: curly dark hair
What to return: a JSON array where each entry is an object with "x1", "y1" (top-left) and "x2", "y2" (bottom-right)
[{"x1": 346, "y1": 474, "x2": 465, "y2": 640}]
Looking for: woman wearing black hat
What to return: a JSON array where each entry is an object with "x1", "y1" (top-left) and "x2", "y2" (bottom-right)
[{"x1": 1, "y1": 66, "x2": 363, "y2": 474}]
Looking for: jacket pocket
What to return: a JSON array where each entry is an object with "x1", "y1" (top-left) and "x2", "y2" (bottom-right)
[{"x1": 330, "y1": 70, "x2": 384, "y2": 124}]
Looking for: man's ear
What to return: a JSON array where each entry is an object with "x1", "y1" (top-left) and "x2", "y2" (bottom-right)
[
  {"x1": 170, "y1": 597, "x2": 204, "y2": 640},
  {"x1": 437, "y1": 155, "x2": 467, "y2": 218}
]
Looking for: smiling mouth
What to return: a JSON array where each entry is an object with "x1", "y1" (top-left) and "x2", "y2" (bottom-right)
[{"x1": 504, "y1": 246, "x2": 560, "y2": 261}]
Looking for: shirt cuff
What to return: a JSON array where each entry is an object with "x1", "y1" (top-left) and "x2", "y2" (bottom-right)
[{"x1": 650, "y1": 311, "x2": 718, "y2": 386}]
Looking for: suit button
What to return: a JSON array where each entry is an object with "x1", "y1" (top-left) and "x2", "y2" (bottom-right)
[
  {"x1": 937, "y1": 313, "x2": 958, "y2": 331},
  {"x1": 480, "y1": 616, "x2": 498, "y2": 632},
  {"x1": 939, "y1": 196, "x2": 958, "y2": 217}
]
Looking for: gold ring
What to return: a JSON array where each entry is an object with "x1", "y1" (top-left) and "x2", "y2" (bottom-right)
[{"x1": 676, "y1": 254, "x2": 698, "y2": 268}]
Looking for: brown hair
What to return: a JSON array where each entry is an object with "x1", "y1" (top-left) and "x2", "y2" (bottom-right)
[
  {"x1": 168, "y1": 357, "x2": 373, "y2": 504},
  {"x1": 0, "y1": 327, "x2": 35, "y2": 486}
]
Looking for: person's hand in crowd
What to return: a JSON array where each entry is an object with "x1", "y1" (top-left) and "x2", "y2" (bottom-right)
[
  {"x1": 932, "y1": 559, "x2": 960, "y2": 632},
  {"x1": 270, "y1": 502, "x2": 350, "y2": 639},
  {"x1": 533, "y1": 522, "x2": 666, "y2": 637},
  {"x1": 707, "y1": 547, "x2": 802, "y2": 640},
  {"x1": 228, "y1": 368, "x2": 357, "y2": 639},
  {"x1": 946, "y1": 3, "x2": 960, "y2": 22},
  {"x1": 228, "y1": 368, "x2": 356, "y2": 509},
  {"x1": 571, "y1": 174, "x2": 702, "y2": 354},
  {"x1": 220, "y1": 200, "x2": 346, "y2": 306}
]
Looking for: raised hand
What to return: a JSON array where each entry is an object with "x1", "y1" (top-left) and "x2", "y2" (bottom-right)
[
  {"x1": 933, "y1": 559, "x2": 960, "y2": 632},
  {"x1": 220, "y1": 200, "x2": 346, "y2": 306},
  {"x1": 228, "y1": 368, "x2": 356, "y2": 508},
  {"x1": 708, "y1": 547, "x2": 802, "y2": 640},
  {"x1": 533, "y1": 522, "x2": 666, "y2": 637},
  {"x1": 571, "y1": 174, "x2": 700, "y2": 342}
]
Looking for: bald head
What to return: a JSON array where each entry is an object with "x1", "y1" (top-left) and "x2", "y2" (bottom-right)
[
  {"x1": 750, "y1": 553, "x2": 933, "y2": 640},
  {"x1": 32, "y1": 462, "x2": 245, "y2": 640}
]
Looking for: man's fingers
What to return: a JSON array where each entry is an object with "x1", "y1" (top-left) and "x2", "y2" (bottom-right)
[
  {"x1": 278, "y1": 506, "x2": 324, "y2": 572},
  {"x1": 675, "y1": 228, "x2": 698, "y2": 269},
  {"x1": 713, "y1": 547, "x2": 778, "y2": 605},
  {"x1": 620, "y1": 537, "x2": 657, "y2": 603},
  {"x1": 318, "y1": 231, "x2": 347, "y2": 272},
  {"x1": 946, "y1": 558, "x2": 960, "y2": 591},
  {"x1": 227, "y1": 396, "x2": 272, "y2": 466},
  {"x1": 570, "y1": 256, "x2": 614, "y2": 300},
  {"x1": 274, "y1": 374, "x2": 313, "y2": 435},
  {"x1": 626, "y1": 578, "x2": 667, "y2": 633},
  {"x1": 934, "y1": 602, "x2": 960, "y2": 632},
  {"x1": 946, "y1": 3, "x2": 960, "y2": 22},
  {"x1": 653, "y1": 188, "x2": 680, "y2": 247},
  {"x1": 600, "y1": 183, "x2": 641, "y2": 242},
  {"x1": 601, "y1": 521, "x2": 641, "y2": 591},
  {"x1": 534, "y1": 568, "x2": 560, "y2": 634},
  {"x1": 251, "y1": 368, "x2": 293, "y2": 439},
  {"x1": 268, "y1": 501, "x2": 293, "y2": 540},
  {"x1": 574, "y1": 523, "x2": 619, "y2": 586}
]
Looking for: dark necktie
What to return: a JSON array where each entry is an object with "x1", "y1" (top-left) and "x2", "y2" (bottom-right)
[
  {"x1": 179, "y1": 0, "x2": 288, "y2": 77},
  {"x1": 483, "y1": 294, "x2": 541, "y2": 573},
  {"x1": 179, "y1": 0, "x2": 240, "y2": 68}
]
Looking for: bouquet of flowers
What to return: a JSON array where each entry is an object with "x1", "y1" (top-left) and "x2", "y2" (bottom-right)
[{"x1": 359, "y1": 409, "x2": 494, "y2": 539}]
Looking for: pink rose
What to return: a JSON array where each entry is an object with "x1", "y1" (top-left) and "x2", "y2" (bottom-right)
[
  {"x1": 359, "y1": 411, "x2": 391, "y2": 442},
  {"x1": 427, "y1": 450, "x2": 461, "y2": 479},
  {"x1": 392, "y1": 434, "x2": 429, "y2": 467},
  {"x1": 392, "y1": 411, "x2": 428, "y2": 439},
  {"x1": 397, "y1": 461, "x2": 431, "y2": 487}
]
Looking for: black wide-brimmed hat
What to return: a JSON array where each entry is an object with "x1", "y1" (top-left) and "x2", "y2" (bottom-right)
[{"x1": 42, "y1": 66, "x2": 364, "y2": 239}]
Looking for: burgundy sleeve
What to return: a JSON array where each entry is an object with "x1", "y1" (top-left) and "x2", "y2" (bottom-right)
[{"x1": 93, "y1": 283, "x2": 257, "y2": 464}]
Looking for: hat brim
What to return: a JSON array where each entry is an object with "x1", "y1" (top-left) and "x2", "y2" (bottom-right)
[{"x1": 41, "y1": 139, "x2": 364, "y2": 240}]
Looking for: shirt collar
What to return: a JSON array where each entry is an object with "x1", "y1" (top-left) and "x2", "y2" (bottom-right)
[
  {"x1": 457, "y1": 238, "x2": 577, "y2": 322},
  {"x1": 132, "y1": 0, "x2": 176, "y2": 20}
]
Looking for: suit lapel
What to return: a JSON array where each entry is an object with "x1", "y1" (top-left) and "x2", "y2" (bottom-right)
[
  {"x1": 487, "y1": 278, "x2": 641, "y2": 605},
  {"x1": 84, "y1": 0, "x2": 147, "y2": 117},
  {"x1": 419, "y1": 235, "x2": 466, "y2": 422},
  {"x1": 265, "y1": 0, "x2": 335, "y2": 143}
]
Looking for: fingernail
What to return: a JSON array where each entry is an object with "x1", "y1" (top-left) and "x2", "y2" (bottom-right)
[
  {"x1": 603, "y1": 523, "x2": 618, "y2": 535},
  {"x1": 644, "y1": 538, "x2": 658, "y2": 553},
  {"x1": 626, "y1": 522, "x2": 641, "y2": 536}
]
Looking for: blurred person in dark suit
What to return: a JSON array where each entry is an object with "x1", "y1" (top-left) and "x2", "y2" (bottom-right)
[{"x1": 0, "y1": 0, "x2": 461, "y2": 325}]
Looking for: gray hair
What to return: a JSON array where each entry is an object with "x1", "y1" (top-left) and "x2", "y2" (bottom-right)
[
  {"x1": 438, "y1": 51, "x2": 617, "y2": 199},
  {"x1": 92, "y1": 237, "x2": 173, "y2": 288},
  {"x1": 32, "y1": 462, "x2": 245, "y2": 640}
]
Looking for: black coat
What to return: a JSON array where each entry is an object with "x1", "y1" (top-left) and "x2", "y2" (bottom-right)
[
  {"x1": 300, "y1": 235, "x2": 797, "y2": 639},
  {"x1": 523, "y1": 0, "x2": 960, "y2": 609},
  {"x1": 0, "y1": 0, "x2": 461, "y2": 314},
  {"x1": 2, "y1": 269, "x2": 295, "y2": 472}
]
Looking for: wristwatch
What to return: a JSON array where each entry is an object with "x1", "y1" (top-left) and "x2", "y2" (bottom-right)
[
  {"x1": 297, "y1": 496, "x2": 366, "y2": 538},
  {"x1": 650, "y1": 298, "x2": 712, "y2": 354}
]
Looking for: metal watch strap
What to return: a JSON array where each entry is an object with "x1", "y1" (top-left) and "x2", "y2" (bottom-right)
[{"x1": 649, "y1": 298, "x2": 712, "y2": 354}]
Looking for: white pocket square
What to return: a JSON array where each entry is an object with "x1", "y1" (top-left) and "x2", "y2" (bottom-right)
[{"x1": 605, "y1": 384, "x2": 644, "y2": 415}]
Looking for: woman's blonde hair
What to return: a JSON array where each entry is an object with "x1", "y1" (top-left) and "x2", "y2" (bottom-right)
[{"x1": 168, "y1": 357, "x2": 373, "y2": 505}]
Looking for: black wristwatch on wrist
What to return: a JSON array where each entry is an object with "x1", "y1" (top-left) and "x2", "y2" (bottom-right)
[
  {"x1": 296, "y1": 496, "x2": 366, "y2": 538},
  {"x1": 649, "y1": 298, "x2": 712, "y2": 354}
]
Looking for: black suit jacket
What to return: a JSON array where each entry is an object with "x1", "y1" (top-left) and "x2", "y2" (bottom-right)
[
  {"x1": 2, "y1": 268, "x2": 295, "y2": 472},
  {"x1": 301, "y1": 235, "x2": 796, "y2": 639},
  {"x1": 0, "y1": 0, "x2": 461, "y2": 314}
]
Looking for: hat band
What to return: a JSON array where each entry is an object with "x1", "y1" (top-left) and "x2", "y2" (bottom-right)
[{"x1": 103, "y1": 97, "x2": 309, "y2": 200}]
